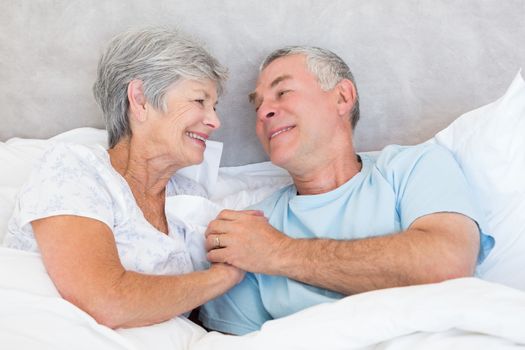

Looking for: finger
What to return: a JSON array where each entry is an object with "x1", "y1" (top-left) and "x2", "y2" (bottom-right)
[
  {"x1": 205, "y1": 219, "x2": 232, "y2": 238},
  {"x1": 243, "y1": 210, "x2": 265, "y2": 217},
  {"x1": 204, "y1": 234, "x2": 215, "y2": 251},
  {"x1": 217, "y1": 209, "x2": 261, "y2": 220},
  {"x1": 205, "y1": 234, "x2": 227, "y2": 251},
  {"x1": 216, "y1": 209, "x2": 239, "y2": 220},
  {"x1": 204, "y1": 219, "x2": 221, "y2": 237},
  {"x1": 207, "y1": 247, "x2": 227, "y2": 264},
  {"x1": 204, "y1": 224, "x2": 214, "y2": 238},
  {"x1": 217, "y1": 209, "x2": 265, "y2": 221}
]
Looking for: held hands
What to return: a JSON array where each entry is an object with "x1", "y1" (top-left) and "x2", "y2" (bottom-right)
[
  {"x1": 205, "y1": 209, "x2": 289, "y2": 275},
  {"x1": 208, "y1": 262, "x2": 245, "y2": 287}
]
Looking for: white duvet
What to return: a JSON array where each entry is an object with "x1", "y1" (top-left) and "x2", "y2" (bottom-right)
[{"x1": 1, "y1": 246, "x2": 524, "y2": 350}]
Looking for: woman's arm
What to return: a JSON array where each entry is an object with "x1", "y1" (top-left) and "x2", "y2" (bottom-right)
[{"x1": 32, "y1": 215, "x2": 243, "y2": 329}]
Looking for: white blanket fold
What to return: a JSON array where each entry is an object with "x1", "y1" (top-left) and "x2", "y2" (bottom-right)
[
  {"x1": 1, "y1": 246, "x2": 525, "y2": 350},
  {"x1": 193, "y1": 278, "x2": 525, "y2": 350}
]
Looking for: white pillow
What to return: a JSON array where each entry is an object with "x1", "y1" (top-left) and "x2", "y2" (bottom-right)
[
  {"x1": 434, "y1": 70, "x2": 525, "y2": 291},
  {"x1": 0, "y1": 128, "x2": 223, "y2": 242},
  {"x1": 177, "y1": 140, "x2": 223, "y2": 196},
  {"x1": 210, "y1": 161, "x2": 292, "y2": 207}
]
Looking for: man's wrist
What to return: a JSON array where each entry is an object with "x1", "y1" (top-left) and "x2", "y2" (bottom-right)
[{"x1": 270, "y1": 235, "x2": 295, "y2": 275}]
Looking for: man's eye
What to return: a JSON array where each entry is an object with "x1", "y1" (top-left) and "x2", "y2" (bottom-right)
[
  {"x1": 278, "y1": 90, "x2": 290, "y2": 97},
  {"x1": 195, "y1": 99, "x2": 205, "y2": 105}
]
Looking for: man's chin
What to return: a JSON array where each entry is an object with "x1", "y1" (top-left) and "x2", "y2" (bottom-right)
[{"x1": 269, "y1": 153, "x2": 291, "y2": 170}]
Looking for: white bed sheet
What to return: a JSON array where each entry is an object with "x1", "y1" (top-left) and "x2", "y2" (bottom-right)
[{"x1": 1, "y1": 244, "x2": 524, "y2": 350}]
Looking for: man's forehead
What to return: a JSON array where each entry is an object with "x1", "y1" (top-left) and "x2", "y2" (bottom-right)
[
  {"x1": 249, "y1": 54, "x2": 308, "y2": 104},
  {"x1": 261, "y1": 54, "x2": 306, "y2": 79}
]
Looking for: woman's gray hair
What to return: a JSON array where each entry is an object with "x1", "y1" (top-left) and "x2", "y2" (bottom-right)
[
  {"x1": 261, "y1": 46, "x2": 360, "y2": 129},
  {"x1": 93, "y1": 27, "x2": 228, "y2": 148}
]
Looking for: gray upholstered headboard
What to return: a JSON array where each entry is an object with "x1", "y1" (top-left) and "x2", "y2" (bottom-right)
[{"x1": 2, "y1": 0, "x2": 524, "y2": 166}]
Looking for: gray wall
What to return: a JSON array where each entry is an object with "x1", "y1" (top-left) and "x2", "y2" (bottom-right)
[{"x1": 1, "y1": 0, "x2": 524, "y2": 165}]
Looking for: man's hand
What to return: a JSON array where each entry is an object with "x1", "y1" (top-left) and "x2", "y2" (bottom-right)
[{"x1": 205, "y1": 209, "x2": 290, "y2": 274}]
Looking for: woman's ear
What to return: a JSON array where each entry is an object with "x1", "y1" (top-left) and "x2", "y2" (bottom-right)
[
  {"x1": 127, "y1": 80, "x2": 147, "y2": 122},
  {"x1": 335, "y1": 79, "x2": 357, "y2": 118}
]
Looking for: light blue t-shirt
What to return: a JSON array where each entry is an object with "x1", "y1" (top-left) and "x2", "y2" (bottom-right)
[{"x1": 200, "y1": 143, "x2": 494, "y2": 335}]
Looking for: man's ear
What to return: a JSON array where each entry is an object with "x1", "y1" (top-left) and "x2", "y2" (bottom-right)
[
  {"x1": 334, "y1": 79, "x2": 357, "y2": 118},
  {"x1": 127, "y1": 79, "x2": 147, "y2": 122}
]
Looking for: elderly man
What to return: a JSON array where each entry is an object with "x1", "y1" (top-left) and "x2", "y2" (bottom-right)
[{"x1": 200, "y1": 46, "x2": 494, "y2": 335}]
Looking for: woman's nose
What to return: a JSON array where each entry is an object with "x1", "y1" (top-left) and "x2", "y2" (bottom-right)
[{"x1": 203, "y1": 108, "x2": 221, "y2": 130}]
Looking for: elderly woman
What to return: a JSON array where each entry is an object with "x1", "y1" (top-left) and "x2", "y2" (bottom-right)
[{"x1": 3, "y1": 28, "x2": 243, "y2": 328}]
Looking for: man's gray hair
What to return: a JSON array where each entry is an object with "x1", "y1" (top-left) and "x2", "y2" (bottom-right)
[
  {"x1": 261, "y1": 46, "x2": 360, "y2": 129},
  {"x1": 93, "y1": 27, "x2": 228, "y2": 148}
]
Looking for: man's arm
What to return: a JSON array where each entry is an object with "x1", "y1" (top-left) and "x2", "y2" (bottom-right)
[{"x1": 206, "y1": 210, "x2": 479, "y2": 295}]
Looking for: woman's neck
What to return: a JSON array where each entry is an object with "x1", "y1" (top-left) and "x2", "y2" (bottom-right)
[
  {"x1": 108, "y1": 138, "x2": 175, "y2": 198},
  {"x1": 108, "y1": 138, "x2": 172, "y2": 234}
]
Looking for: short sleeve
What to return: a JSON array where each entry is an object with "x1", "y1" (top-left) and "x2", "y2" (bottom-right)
[
  {"x1": 15, "y1": 143, "x2": 115, "y2": 230},
  {"x1": 378, "y1": 144, "x2": 494, "y2": 263},
  {"x1": 199, "y1": 273, "x2": 272, "y2": 335}
]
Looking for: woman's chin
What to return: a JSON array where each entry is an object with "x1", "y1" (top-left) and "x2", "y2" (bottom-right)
[{"x1": 188, "y1": 152, "x2": 205, "y2": 166}]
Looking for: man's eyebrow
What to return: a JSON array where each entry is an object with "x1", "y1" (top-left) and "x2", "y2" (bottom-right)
[
  {"x1": 248, "y1": 75, "x2": 292, "y2": 104},
  {"x1": 248, "y1": 91, "x2": 257, "y2": 104}
]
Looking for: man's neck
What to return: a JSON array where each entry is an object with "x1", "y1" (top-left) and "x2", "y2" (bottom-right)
[{"x1": 291, "y1": 152, "x2": 362, "y2": 195}]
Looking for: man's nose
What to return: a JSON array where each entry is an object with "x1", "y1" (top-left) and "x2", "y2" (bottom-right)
[{"x1": 257, "y1": 101, "x2": 277, "y2": 120}]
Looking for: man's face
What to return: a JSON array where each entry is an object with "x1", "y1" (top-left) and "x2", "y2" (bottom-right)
[{"x1": 251, "y1": 54, "x2": 342, "y2": 172}]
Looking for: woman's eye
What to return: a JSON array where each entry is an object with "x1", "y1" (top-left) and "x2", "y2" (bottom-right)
[{"x1": 195, "y1": 99, "x2": 205, "y2": 105}]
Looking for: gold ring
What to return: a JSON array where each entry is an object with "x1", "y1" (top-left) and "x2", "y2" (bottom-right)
[{"x1": 214, "y1": 235, "x2": 221, "y2": 249}]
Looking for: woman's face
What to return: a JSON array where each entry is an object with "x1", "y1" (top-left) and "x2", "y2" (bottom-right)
[{"x1": 143, "y1": 78, "x2": 221, "y2": 168}]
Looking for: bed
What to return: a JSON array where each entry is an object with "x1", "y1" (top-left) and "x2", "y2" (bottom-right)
[{"x1": 2, "y1": 1, "x2": 525, "y2": 349}]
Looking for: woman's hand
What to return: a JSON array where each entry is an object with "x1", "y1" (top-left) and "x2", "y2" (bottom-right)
[{"x1": 209, "y1": 262, "x2": 245, "y2": 286}]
